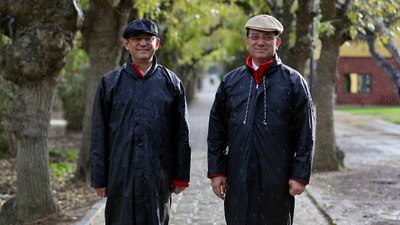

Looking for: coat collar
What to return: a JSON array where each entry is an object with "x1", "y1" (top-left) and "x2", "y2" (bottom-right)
[
  {"x1": 123, "y1": 54, "x2": 158, "y2": 79},
  {"x1": 245, "y1": 54, "x2": 282, "y2": 85},
  {"x1": 245, "y1": 54, "x2": 282, "y2": 72}
]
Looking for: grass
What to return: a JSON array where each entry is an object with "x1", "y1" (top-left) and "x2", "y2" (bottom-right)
[{"x1": 335, "y1": 106, "x2": 400, "y2": 125}]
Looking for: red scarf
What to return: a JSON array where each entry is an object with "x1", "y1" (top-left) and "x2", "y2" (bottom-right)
[
  {"x1": 246, "y1": 56, "x2": 273, "y2": 85},
  {"x1": 132, "y1": 63, "x2": 143, "y2": 79}
]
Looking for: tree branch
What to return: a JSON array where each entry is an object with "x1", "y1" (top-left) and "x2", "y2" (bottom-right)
[
  {"x1": 366, "y1": 34, "x2": 400, "y2": 96},
  {"x1": 384, "y1": 38, "x2": 400, "y2": 67}
]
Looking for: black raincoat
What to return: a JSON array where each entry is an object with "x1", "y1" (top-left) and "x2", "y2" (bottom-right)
[
  {"x1": 91, "y1": 55, "x2": 191, "y2": 225},
  {"x1": 207, "y1": 55, "x2": 315, "y2": 225}
]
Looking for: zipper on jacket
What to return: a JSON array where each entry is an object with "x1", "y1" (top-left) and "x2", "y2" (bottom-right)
[
  {"x1": 243, "y1": 77, "x2": 253, "y2": 125},
  {"x1": 263, "y1": 77, "x2": 267, "y2": 125},
  {"x1": 244, "y1": 77, "x2": 268, "y2": 125}
]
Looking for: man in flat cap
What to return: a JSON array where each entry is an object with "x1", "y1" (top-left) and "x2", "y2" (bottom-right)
[
  {"x1": 90, "y1": 18, "x2": 191, "y2": 225},
  {"x1": 207, "y1": 14, "x2": 315, "y2": 225}
]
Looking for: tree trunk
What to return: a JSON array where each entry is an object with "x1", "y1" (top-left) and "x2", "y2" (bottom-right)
[
  {"x1": 285, "y1": 0, "x2": 315, "y2": 75},
  {"x1": 276, "y1": 0, "x2": 294, "y2": 64},
  {"x1": 313, "y1": 36, "x2": 344, "y2": 171},
  {"x1": 312, "y1": 0, "x2": 351, "y2": 172},
  {"x1": 76, "y1": 0, "x2": 135, "y2": 181},
  {"x1": 1, "y1": 80, "x2": 58, "y2": 223},
  {"x1": 265, "y1": 0, "x2": 314, "y2": 76},
  {"x1": 0, "y1": 1, "x2": 82, "y2": 223}
]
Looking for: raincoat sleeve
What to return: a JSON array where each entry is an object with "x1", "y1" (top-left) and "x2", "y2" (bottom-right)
[
  {"x1": 290, "y1": 75, "x2": 316, "y2": 184},
  {"x1": 171, "y1": 80, "x2": 191, "y2": 185},
  {"x1": 90, "y1": 77, "x2": 110, "y2": 188},
  {"x1": 207, "y1": 80, "x2": 228, "y2": 178}
]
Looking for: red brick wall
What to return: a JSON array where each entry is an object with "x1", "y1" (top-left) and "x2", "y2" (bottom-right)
[{"x1": 336, "y1": 57, "x2": 399, "y2": 105}]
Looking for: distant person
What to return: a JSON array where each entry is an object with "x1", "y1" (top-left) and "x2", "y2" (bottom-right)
[
  {"x1": 198, "y1": 79, "x2": 203, "y2": 91},
  {"x1": 207, "y1": 14, "x2": 315, "y2": 225},
  {"x1": 209, "y1": 73, "x2": 217, "y2": 85},
  {"x1": 90, "y1": 18, "x2": 191, "y2": 225}
]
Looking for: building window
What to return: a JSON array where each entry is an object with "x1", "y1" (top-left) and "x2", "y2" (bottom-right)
[{"x1": 343, "y1": 73, "x2": 371, "y2": 94}]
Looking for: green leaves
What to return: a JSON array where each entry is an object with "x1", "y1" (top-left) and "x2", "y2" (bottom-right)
[
  {"x1": 351, "y1": 0, "x2": 399, "y2": 34},
  {"x1": 318, "y1": 21, "x2": 336, "y2": 36},
  {"x1": 134, "y1": 0, "x2": 248, "y2": 68},
  {"x1": 49, "y1": 147, "x2": 78, "y2": 182}
]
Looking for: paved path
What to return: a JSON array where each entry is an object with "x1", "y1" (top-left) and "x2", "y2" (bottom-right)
[
  {"x1": 77, "y1": 81, "x2": 327, "y2": 225},
  {"x1": 169, "y1": 82, "x2": 327, "y2": 225},
  {"x1": 78, "y1": 80, "x2": 400, "y2": 224},
  {"x1": 307, "y1": 111, "x2": 400, "y2": 225}
]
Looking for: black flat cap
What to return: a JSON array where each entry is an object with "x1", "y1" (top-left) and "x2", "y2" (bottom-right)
[{"x1": 122, "y1": 18, "x2": 158, "y2": 38}]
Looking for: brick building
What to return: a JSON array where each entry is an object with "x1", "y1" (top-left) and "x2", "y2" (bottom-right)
[{"x1": 334, "y1": 41, "x2": 399, "y2": 106}]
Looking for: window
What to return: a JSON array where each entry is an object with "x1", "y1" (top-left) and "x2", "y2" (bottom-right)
[{"x1": 343, "y1": 73, "x2": 371, "y2": 94}]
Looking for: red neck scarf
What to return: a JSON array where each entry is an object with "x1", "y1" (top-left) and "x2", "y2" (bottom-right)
[
  {"x1": 132, "y1": 63, "x2": 143, "y2": 79},
  {"x1": 246, "y1": 56, "x2": 273, "y2": 85}
]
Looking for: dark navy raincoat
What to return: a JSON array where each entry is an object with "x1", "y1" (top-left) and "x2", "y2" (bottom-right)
[
  {"x1": 207, "y1": 55, "x2": 315, "y2": 225},
  {"x1": 91, "y1": 55, "x2": 191, "y2": 225}
]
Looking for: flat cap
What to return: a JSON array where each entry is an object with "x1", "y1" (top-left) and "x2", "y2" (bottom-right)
[
  {"x1": 245, "y1": 14, "x2": 284, "y2": 34},
  {"x1": 122, "y1": 18, "x2": 158, "y2": 38}
]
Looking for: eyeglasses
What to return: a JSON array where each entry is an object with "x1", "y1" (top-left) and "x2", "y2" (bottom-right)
[
  {"x1": 130, "y1": 36, "x2": 157, "y2": 43},
  {"x1": 247, "y1": 34, "x2": 278, "y2": 42}
]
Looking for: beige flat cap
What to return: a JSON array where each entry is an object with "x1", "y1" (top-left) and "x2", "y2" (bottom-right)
[{"x1": 245, "y1": 14, "x2": 284, "y2": 34}]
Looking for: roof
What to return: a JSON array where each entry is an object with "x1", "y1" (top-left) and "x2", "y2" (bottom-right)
[{"x1": 314, "y1": 36, "x2": 399, "y2": 59}]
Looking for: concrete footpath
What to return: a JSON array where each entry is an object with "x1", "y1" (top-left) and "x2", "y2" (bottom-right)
[{"x1": 77, "y1": 81, "x2": 400, "y2": 225}]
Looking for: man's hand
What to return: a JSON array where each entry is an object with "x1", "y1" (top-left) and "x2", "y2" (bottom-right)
[
  {"x1": 211, "y1": 176, "x2": 226, "y2": 200},
  {"x1": 288, "y1": 179, "x2": 306, "y2": 196},
  {"x1": 95, "y1": 187, "x2": 107, "y2": 198},
  {"x1": 172, "y1": 186, "x2": 186, "y2": 194}
]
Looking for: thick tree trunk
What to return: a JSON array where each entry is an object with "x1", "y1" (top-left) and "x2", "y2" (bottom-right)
[
  {"x1": 0, "y1": 1, "x2": 82, "y2": 223},
  {"x1": 312, "y1": 0, "x2": 352, "y2": 172},
  {"x1": 15, "y1": 82, "x2": 56, "y2": 209},
  {"x1": 313, "y1": 37, "x2": 344, "y2": 171},
  {"x1": 76, "y1": 0, "x2": 135, "y2": 181},
  {"x1": 2, "y1": 80, "x2": 58, "y2": 223}
]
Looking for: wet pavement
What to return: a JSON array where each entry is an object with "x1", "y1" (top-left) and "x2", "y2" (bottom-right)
[
  {"x1": 77, "y1": 81, "x2": 400, "y2": 225},
  {"x1": 308, "y1": 111, "x2": 400, "y2": 225}
]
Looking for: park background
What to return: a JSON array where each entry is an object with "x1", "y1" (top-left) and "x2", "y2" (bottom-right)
[{"x1": 0, "y1": 0, "x2": 399, "y2": 224}]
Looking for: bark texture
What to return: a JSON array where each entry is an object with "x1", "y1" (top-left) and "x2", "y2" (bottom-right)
[
  {"x1": 0, "y1": 0, "x2": 82, "y2": 223},
  {"x1": 275, "y1": 0, "x2": 294, "y2": 65},
  {"x1": 260, "y1": 1, "x2": 315, "y2": 77},
  {"x1": 313, "y1": 0, "x2": 352, "y2": 172},
  {"x1": 285, "y1": 0, "x2": 315, "y2": 75}
]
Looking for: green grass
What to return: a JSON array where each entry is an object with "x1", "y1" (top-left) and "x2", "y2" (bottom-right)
[{"x1": 336, "y1": 106, "x2": 400, "y2": 125}]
